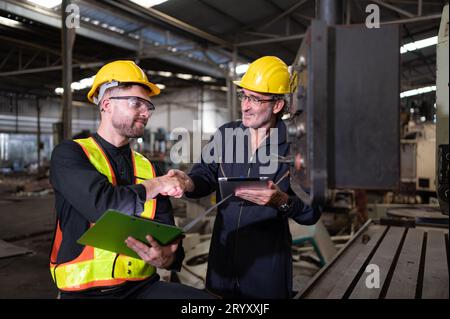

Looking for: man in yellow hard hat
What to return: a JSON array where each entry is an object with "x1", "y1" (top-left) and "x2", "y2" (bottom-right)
[
  {"x1": 148, "y1": 56, "x2": 321, "y2": 298},
  {"x1": 49, "y1": 60, "x2": 213, "y2": 299}
]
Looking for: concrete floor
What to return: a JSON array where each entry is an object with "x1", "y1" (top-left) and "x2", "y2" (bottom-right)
[{"x1": 0, "y1": 194, "x2": 57, "y2": 299}]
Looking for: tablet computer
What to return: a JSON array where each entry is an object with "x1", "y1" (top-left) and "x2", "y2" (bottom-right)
[
  {"x1": 218, "y1": 176, "x2": 269, "y2": 199},
  {"x1": 77, "y1": 210, "x2": 183, "y2": 259}
]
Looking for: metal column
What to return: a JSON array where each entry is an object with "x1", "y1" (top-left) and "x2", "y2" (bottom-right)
[
  {"x1": 317, "y1": 0, "x2": 343, "y2": 25},
  {"x1": 61, "y1": 0, "x2": 75, "y2": 140}
]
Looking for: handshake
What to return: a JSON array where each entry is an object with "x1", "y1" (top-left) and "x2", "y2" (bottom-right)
[{"x1": 141, "y1": 169, "x2": 194, "y2": 200}]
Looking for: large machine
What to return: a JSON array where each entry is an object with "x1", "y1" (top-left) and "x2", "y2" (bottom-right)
[
  {"x1": 285, "y1": 20, "x2": 400, "y2": 207},
  {"x1": 436, "y1": 4, "x2": 449, "y2": 215}
]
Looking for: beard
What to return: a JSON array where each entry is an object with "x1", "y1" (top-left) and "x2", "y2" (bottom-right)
[{"x1": 112, "y1": 116, "x2": 147, "y2": 138}]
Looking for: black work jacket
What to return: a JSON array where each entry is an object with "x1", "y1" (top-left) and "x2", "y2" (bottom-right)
[{"x1": 49, "y1": 133, "x2": 183, "y2": 294}]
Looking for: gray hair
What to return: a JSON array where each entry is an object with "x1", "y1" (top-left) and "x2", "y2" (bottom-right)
[{"x1": 273, "y1": 94, "x2": 290, "y2": 118}]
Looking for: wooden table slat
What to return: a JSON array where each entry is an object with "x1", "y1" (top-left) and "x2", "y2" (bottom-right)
[
  {"x1": 304, "y1": 225, "x2": 386, "y2": 299},
  {"x1": 325, "y1": 226, "x2": 388, "y2": 299},
  {"x1": 348, "y1": 227, "x2": 406, "y2": 299},
  {"x1": 422, "y1": 230, "x2": 449, "y2": 299},
  {"x1": 384, "y1": 228, "x2": 424, "y2": 299}
]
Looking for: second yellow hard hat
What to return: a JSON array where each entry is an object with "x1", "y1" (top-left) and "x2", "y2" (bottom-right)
[{"x1": 234, "y1": 56, "x2": 292, "y2": 94}]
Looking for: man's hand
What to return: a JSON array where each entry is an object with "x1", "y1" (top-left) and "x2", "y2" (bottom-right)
[
  {"x1": 125, "y1": 235, "x2": 180, "y2": 269},
  {"x1": 141, "y1": 174, "x2": 183, "y2": 200},
  {"x1": 235, "y1": 181, "x2": 288, "y2": 207},
  {"x1": 141, "y1": 170, "x2": 194, "y2": 200},
  {"x1": 164, "y1": 169, "x2": 195, "y2": 195}
]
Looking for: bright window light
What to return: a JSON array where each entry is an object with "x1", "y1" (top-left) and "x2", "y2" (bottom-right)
[
  {"x1": 27, "y1": 0, "x2": 62, "y2": 9},
  {"x1": 199, "y1": 76, "x2": 215, "y2": 83},
  {"x1": 156, "y1": 84, "x2": 166, "y2": 90},
  {"x1": 55, "y1": 76, "x2": 95, "y2": 94},
  {"x1": 129, "y1": 0, "x2": 168, "y2": 8},
  {"x1": 0, "y1": 16, "x2": 21, "y2": 27},
  {"x1": 157, "y1": 71, "x2": 173, "y2": 77},
  {"x1": 400, "y1": 85, "x2": 436, "y2": 98},
  {"x1": 71, "y1": 76, "x2": 95, "y2": 91},
  {"x1": 176, "y1": 73, "x2": 193, "y2": 80},
  {"x1": 236, "y1": 63, "x2": 249, "y2": 75},
  {"x1": 400, "y1": 36, "x2": 438, "y2": 54}
]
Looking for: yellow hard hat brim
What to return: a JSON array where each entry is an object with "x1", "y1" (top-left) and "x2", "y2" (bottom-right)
[{"x1": 233, "y1": 80, "x2": 290, "y2": 95}]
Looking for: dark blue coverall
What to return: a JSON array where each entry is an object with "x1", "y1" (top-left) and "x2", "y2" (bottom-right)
[{"x1": 185, "y1": 119, "x2": 321, "y2": 298}]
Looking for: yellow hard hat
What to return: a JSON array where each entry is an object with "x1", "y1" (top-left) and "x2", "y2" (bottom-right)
[
  {"x1": 234, "y1": 56, "x2": 293, "y2": 94},
  {"x1": 87, "y1": 60, "x2": 160, "y2": 103}
]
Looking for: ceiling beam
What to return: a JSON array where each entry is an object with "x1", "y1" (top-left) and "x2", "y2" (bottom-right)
[
  {"x1": 258, "y1": 0, "x2": 309, "y2": 31},
  {"x1": 0, "y1": 0, "x2": 137, "y2": 50},
  {"x1": 380, "y1": 13, "x2": 442, "y2": 25},
  {"x1": 370, "y1": 0, "x2": 415, "y2": 18},
  {"x1": 196, "y1": 0, "x2": 245, "y2": 27},
  {"x1": 0, "y1": 48, "x2": 15, "y2": 70},
  {"x1": 236, "y1": 33, "x2": 305, "y2": 47},
  {"x1": 1, "y1": 0, "x2": 227, "y2": 78},
  {"x1": 243, "y1": 31, "x2": 278, "y2": 38},
  {"x1": 106, "y1": 0, "x2": 233, "y2": 49},
  {"x1": 0, "y1": 62, "x2": 104, "y2": 77}
]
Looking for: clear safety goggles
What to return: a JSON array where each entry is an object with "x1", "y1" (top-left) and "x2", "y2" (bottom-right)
[{"x1": 109, "y1": 96, "x2": 156, "y2": 112}]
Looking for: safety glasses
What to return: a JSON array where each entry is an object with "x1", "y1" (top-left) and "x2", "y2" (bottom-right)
[
  {"x1": 109, "y1": 96, "x2": 155, "y2": 112},
  {"x1": 236, "y1": 91, "x2": 277, "y2": 106}
]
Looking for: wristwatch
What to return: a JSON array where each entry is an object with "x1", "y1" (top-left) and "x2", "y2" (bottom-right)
[{"x1": 278, "y1": 197, "x2": 292, "y2": 213}]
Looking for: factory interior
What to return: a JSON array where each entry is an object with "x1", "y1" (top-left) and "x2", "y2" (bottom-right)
[{"x1": 0, "y1": 0, "x2": 448, "y2": 300}]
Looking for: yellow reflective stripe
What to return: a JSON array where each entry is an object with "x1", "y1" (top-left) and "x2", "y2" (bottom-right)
[
  {"x1": 133, "y1": 151, "x2": 157, "y2": 219},
  {"x1": 74, "y1": 137, "x2": 115, "y2": 184},
  {"x1": 133, "y1": 151, "x2": 155, "y2": 179},
  {"x1": 53, "y1": 258, "x2": 114, "y2": 289},
  {"x1": 51, "y1": 257, "x2": 155, "y2": 289},
  {"x1": 52, "y1": 248, "x2": 115, "y2": 288},
  {"x1": 142, "y1": 201, "x2": 155, "y2": 219}
]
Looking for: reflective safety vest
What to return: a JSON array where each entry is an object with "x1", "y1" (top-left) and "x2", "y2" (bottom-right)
[{"x1": 50, "y1": 137, "x2": 157, "y2": 292}]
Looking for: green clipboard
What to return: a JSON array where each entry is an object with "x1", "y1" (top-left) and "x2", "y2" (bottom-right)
[{"x1": 77, "y1": 210, "x2": 183, "y2": 259}]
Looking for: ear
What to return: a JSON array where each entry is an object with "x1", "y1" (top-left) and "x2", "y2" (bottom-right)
[
  {"x1": 272, "y1": 99, "x2": 285, "y2": 115},
  {"x1": 99, "y1": 97, "x2": 112, "y2": 113}
]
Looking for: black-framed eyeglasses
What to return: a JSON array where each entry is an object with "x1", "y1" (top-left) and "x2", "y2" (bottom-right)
[
  {"x1": 236, "y1": 91, "x2": 277, "y2": 106},
  {"x1": 109, "y1": 96, "x2": 155, "y2": 112}
]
